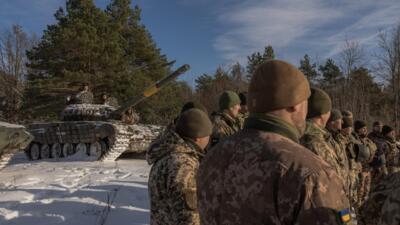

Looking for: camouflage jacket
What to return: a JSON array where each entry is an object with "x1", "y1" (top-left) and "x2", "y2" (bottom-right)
[
  {"x1": 198, "y1": 114, "x2": 354, "y2": 225},
  {"x1": 210, "y1": 111, "x2": 240, "y2": 146},
  {"x1": 301, "y1": 121, "x2": 350, "y2": 190},
  {"x1": 380, "y1": 184, "x2": 400, "y2": 225},
  {"x1": 382, "y1": 136, "x2": 400, "y2": 170},
  {"x1": 336, "y1": 132, "x2": 362, "y2": 172},
  {"x1": 358, "y1": 136, "x2": 377, "y2": 171},
  {"x1": 74, "y1": 90, "x2": 94, "y2": 104},
  {"x1": 367, "y1": 131, "x2": 383, "y2": 144},
  {"x1": 360, "y1": 172, "x2": 400, "y2": 225},
  {"x1": 147, "y1": 130, "x2": 204, "y2": 225},
  {"x1": 329, "y1": 129, "x2": 351, "y2": 177}
]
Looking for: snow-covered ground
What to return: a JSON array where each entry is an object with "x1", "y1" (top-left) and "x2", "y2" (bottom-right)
[{"x1": 0, "y1": 153, "x2": 151, "y2": 225}]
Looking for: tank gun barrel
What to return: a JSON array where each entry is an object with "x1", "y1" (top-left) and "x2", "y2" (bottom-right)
[{"x1": 111, "y1": 64, "x2": 190, "y2": 117}]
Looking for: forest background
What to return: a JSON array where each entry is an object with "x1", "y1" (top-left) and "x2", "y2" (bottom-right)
[{"x1": 1, "y1": 0, "x2": 400, "y2": 130}]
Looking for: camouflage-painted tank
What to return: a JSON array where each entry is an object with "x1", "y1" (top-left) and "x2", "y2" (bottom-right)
[
  {"x1": 25, "y1": 65, "x2": 190, "y2": 162},
  {"x1": 0, "y1": 121, "x2": 33, "y2": 170}
]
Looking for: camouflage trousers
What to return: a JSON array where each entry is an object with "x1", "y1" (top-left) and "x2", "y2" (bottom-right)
[
  {"x1": 357, "y1": 171, "x2": 371, "y2": 207},
  {"x1": 348, "y1": 170, "x2": 359, "y2": 208}
]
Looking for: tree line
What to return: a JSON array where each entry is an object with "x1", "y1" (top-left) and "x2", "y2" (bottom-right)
[{"x1": 0, "y1": 0, "x2": 399, "y2": 129}]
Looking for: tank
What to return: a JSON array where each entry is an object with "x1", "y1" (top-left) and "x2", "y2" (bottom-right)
[
  {"x1": 0, "y1": 121, "x2": 34, "y2": 170},
  {"x1": 25, "y1": 64, "x2": 190, "y2": 162}
]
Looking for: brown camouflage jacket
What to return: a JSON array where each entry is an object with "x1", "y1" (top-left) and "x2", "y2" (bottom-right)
[
  {"x1": 301, "y1": 121, "x2": 350, "y2": 191},
  {"x1": 199, "y1": 114, "x2": 354, "y2": 225},
  {"x1": 210, "y1": 111, "x2": 240, "y2": 146},
  {"x1": 382, "y1": 137, "x2": 400, "y2": 171},
  {"x1": 380, "y1": 183, "x2": 400, "y2": 225},
  {"x1": 147, "y1": 130, "x2": 204, "y2": 225},
  {"x1": 360, "y1": 172, "x2": 400, "y2": 225}
]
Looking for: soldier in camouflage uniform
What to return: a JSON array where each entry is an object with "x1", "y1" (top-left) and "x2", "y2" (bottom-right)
[
  {"x1": 380, "y1": 178, "x2": 400, "y2": 225},
  {"x1": 210, "y1": 90, "x2": 241, "y2": 146},
  {"x1": 121, "y1": 107, "x2": 140, "y2": 124},
  {"x1": 381, "y1": 125, "x2": 400, "y2": 174},
  {"x1": 359, "y1": 172, "x2": 400, "y2": 225},
  {"x1": 74, "y1": 83, "x2": 94, "y2": 104},
  {"x1": 152, "y1": 101, "x2": 208, "y2": 146},
  {"x1": 336, "y1": 111, "x2": 362, "y2": 208},
  {"x1": 147, "y1": 109, "x2": 212, "y2": 225},
  {"x1": 198, "y1": 60, "x2": 355, "y2": 225},
  {"x1": 237, "y1": 92, "x2": 248, "y2": 129},
  {"x1": 301, "y1": 88, "x2": 350, "y2": 195},
  {"x1": 367, "y1": 121, "x2": 388, "y2": 188},
  {"x1": 101, "y1": 93, "x2": 119, "y2": 108},
  {"x1": 353, "y1": 120, "x2": 377, "y2": 208},
  {"x1": 368, "y1": 121, "x2": 383, "y2": 143}
]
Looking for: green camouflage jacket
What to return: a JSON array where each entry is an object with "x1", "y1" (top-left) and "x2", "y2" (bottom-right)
[
  {"x1": 147, "y1": 130, "x2": 204, "y2": 225},
  {"x1": 210, "y1": 111, "x2": 240, "y2": 146},
  {"x1": 301, "y1": 121, "x2": 350, "y2": 191}
]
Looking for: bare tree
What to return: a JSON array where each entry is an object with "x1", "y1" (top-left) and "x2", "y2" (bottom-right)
[
  {"x1": 338, "y1": 38, "x2": 368, "y2": 118},
  {"x1": 0, "y1": 24, "x2": 35, "y2": 122},
  {"x1": 340, "y1": 38, "x2": 365, "y2": 77},
  {"x1": 375, "y1": 23, "x2": 400, "y2": 131}
]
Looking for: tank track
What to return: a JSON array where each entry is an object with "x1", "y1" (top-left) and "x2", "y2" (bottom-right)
[
  {"x1": 100, "y1": 123, "x2": 162, "y2": 161},
  {"x1": 100, "y1": 123, "x2": 131, "y2": 161}
]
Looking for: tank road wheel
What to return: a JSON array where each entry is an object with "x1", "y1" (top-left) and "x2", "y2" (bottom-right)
[
  {"x1": 89, "y1": 142, "x2": 102, "y2": 158},
  {"x1": 40, "y1": 144, "x2": 51, "y2": 159},
  {"x1": 51, "y1": 143, "x2": 62, "y2": 158},
  {"x1": 75, "y1": 143, "x2": 87, "y2": 155},
  {"x1": 63, "y1": 143, "x2": 75, "y2": 157},
  {"x1": 29, "y1": 143, "x2": 40, "y2": 160}
]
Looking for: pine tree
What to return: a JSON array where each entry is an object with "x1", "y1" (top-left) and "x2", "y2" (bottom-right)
[
  {"x1": 299, "y1": 54, "x2": 318, "y2": 84},
  {"x1": 319, "y1": 58, "x2": 342, "y2": 85},
  {"x1": 246, "y1": 45, "x2": 275, "y2": 80},
  {"x1": 24, "y1": 0, "x2": 187, "y2": 123}
]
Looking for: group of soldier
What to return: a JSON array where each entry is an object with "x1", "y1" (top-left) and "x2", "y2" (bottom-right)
[{"x1": 146, "y1": 60, "x2": 400, "y2": 225}]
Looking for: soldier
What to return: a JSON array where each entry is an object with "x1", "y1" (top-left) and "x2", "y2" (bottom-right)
[
  {"x1": 380, "y1": 179, "x2": 400, "y2": 225},
  {"x1": 74, "y1": 83, "x2": 94, "y2": 104},
  {"x1": 326, "y1": 109, "x2": 351, "y2": 193},
  {"x1": 210, "y1": 90, "x2": 241, "y2": 146},
  {"x1": 121, "y1": 107, "x2": 140, "y2": 124},
  {"x1": 198, "y1": 60, "x2": 354, "y2": 225},
  {"x1": 237, "y1": 92, "x2": 248, "y2": 129},
  {"x1": 101, "y1": 93, "x2": 119, "y2": 108},
  {"x1": 381, "y1": 125, "x2": 400, "y2": 174},
  {"x1": 353, "y1": 120, "x2": 377, "y2": 208},
  {"x1": 301, "y1": 88, "x2": 349, "y2": 192},
  {"x1": 151, "y1": 101, "x2": 208, "y2": 147},
  {"x1": 337, "y1": 111, "x2": 362, "y2": 208},
  {"x1": 359, "y1": 172, "x2": 400, "y2": 225},
  {"x1": 147, "y1": 109, "x2": 212, "y2": 225},
  {"x1": 368, "y1": 121, "x2": 383, "y2": 143}
]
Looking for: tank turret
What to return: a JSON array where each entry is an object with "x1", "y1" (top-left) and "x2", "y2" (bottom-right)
[{"x1": 60, "y1": 64, "x2": 190, "y2": 122}]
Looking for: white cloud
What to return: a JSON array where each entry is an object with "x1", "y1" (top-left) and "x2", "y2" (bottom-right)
[{"x1": 214, "y1": 0, "x2": 400, "y2": 65}]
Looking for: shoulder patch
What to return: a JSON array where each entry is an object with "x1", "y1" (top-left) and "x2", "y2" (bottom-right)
[{"x1": 338, "y1": 208, "x2": 351, "y2": 224}]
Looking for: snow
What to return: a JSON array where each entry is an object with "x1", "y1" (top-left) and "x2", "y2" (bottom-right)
[{"x1": 0, "y1": 153, "x2": 151, "y2": 225}]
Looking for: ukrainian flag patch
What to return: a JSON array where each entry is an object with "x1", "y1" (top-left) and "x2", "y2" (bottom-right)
[{"x1": 338, "y1": 208, "x2": 351, "y2": 223}]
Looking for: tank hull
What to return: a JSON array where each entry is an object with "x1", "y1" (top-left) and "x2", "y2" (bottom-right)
[{"x1": 26, "y1": 121, "x2": 162, "y2": 161}]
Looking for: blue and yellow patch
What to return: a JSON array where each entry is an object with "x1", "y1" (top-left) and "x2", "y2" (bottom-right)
[{"x1": 338, "y1": 208, "x2": 351, "y2": 224}]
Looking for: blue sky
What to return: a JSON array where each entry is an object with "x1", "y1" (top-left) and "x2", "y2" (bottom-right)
[{"x1": 1, "y1": 0, "x2": 400, "y2": 86}]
